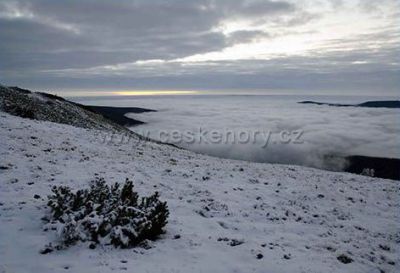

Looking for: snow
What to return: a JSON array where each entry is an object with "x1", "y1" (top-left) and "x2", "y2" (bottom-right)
[{"x1": 0, "y1": 111, "x2": 399, "y2": 273}]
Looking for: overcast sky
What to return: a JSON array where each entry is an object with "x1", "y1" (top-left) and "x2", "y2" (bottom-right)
[{"x1": 0, "y1": 0, "x2": 399, "y2": 95}]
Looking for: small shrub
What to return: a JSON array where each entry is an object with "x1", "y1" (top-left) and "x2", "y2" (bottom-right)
[
  {"x1": 43, "y1": 177, "x2": 169, "y2": 250},
  {"x1": 361, "y1": 168, "x2": 375, "y2": 177}
]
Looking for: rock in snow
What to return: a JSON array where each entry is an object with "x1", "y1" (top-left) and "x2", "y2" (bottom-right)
[{"x1": 0, "y1": 112, "x2": 399, "y2": 273}]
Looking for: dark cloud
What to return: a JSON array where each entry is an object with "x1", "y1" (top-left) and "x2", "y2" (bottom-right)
[
  {"x1": 0, "y1": 0, "x2": 398, "y2": 94},
  {"x1": 0, "y1": 1, "x2": 223, "y2": 68},
  {"x1": 0, "y1": 0, "x2": 295, "y2": 71}
]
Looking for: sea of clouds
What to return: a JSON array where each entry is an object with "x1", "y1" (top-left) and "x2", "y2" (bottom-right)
[{"x1": 77, "y1": 95, "x2": 400, "y2": 171}]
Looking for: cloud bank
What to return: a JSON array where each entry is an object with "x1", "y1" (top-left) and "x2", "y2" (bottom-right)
[{"x1": 76, "y1": 95, "x2": 400, "y2": 170}]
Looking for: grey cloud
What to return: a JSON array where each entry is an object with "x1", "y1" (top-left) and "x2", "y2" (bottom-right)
[
  {"x1": 3, "y1": 42, "x2": 399, "y2": 94},
  {"x1": 358, "y1": 0, "x2": 399, "y2": 14},
  {"x1": 227, "y1": 30, "x2": 270, "y2": 45},
  {"x1": 216, "y1": 0, "x2": 294, "y2": 17},
  {"x1": 0, "y1": 0, "x2": 398, "y2": 94},
  {"x1": 17, "y1": 35, "x2": 397, "y2": 92},
  {"x1": 0, "y1": 18, "x2": 90, "y2": 53}
]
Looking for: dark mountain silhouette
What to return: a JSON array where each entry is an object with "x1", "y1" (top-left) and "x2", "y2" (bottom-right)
[
  {"x1": 82, "y1": 105, "x2": 155, "y2": 127},
  {"x1": 299, "y1": 100, "x2": 400, "y2": 108}
]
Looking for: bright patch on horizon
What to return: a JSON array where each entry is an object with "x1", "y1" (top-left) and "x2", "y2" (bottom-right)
[{"x1": 112, "y1": 90, "x2": 198, "y2": 96}]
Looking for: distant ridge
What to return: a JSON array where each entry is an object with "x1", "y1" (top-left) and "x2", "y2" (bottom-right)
[
  {"x1": 357, "y1": 101, "x2": 400, "y2": 108},
  {"x1": 82, "y1": 105, "x2": 155, "y2": 127},
  {"x1": 299, "y1": 100, "x2": 400, "y2": 108}
]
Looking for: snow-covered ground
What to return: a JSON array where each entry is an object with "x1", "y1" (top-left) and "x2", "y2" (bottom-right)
[{"x1": 0, "y1": 112, "x2": 399, "y2": 273}]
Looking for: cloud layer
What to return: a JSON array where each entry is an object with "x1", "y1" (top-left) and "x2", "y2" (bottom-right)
[
  {"x1": 1, "y1": 0, "x2": 399, "y2": 94},
  {"x1": 77, "y1": 95, "x2": 400, "y2": 170}
]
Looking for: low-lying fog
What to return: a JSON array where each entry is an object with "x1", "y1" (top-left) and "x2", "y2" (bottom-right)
[{"x1": 75, "y1": 95, "x2": 400, "y2": 171}]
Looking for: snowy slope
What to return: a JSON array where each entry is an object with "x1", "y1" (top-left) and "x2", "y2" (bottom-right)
[
  {"x1": 0, "y1": 112, "x2": 399, "y2": 273},
  {"x1": 0, "y1": 85, "x2": 128, "y2": 132}
]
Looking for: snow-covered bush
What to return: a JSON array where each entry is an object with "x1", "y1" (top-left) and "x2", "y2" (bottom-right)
[
  {"x1": 361, "y1": 168, "x2": 375, "y2": 177},
  {"x1": 44, "y1": 177, "x2": 169, "y2": 249}
]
